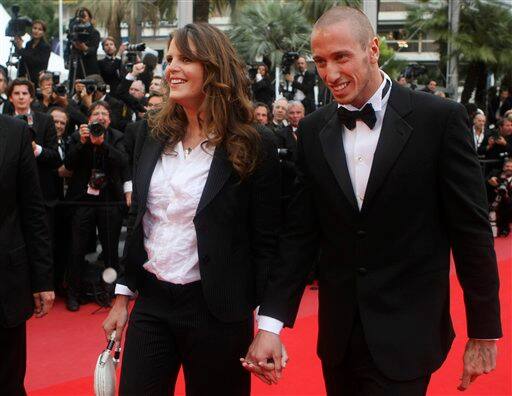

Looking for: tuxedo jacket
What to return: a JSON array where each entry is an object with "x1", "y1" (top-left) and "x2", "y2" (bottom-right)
[
  {"x1": 119, "y1": 129, "x2": 281, "y2": 323},
  {"x1": 292, "y1": 70, "x2": 315, "y2": 101},
  {"x1": 31, "y1": 112, "x2": 61, "y2": 207},
  {"x1": 260, "y1": 83, "x2": 502, "y2": 380},
  {"x1": 98, "y1": 56, "x2": 122, "y2": 96},
  {"x1": 0, "y1": 115, "x2": 53, "y2": 328}
]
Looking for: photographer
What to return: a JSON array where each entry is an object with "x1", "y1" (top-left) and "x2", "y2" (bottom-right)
[
  {"x1": 66, "y1": 8, "x2": 100, "y2": 81},
  {"x1": 116, "y1": 62, "x2": 147, "y2": 123},
  {"x1": 283, "y1": 56, "x2": 315, "y2": 114},
  {"x1": 98, "y1": 37, "x2": 125, "y2": 97},
  {"x1": 481, "y1": 118, "x2": 512, "y2": 169},
  {"x1": 251, "y1": 64, "x2": 274, "y2": 108},
  {"x1": 14, "y1": 20, "x2": 51, "y2": 87},
  {"x1": 276, "y1": 101, "x2": 304, "y2": 207},
  {"x1": 488, "y1": 159, "x2": 512, "y2": 237},
  {"x1": 0, "y1": 67, "x2": 13, "y2": 114},
  {"x1": 32, "y1": 73, "x2": 68, "y2": 113},
  {"x1": 64, "y1": 101, "x2": 128, "y2": 311}
]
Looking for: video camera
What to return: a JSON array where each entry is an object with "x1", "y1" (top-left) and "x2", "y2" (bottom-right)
[
  {"x1": 76, "y1": 79, "x2": 107, "y2": 95},
  {"x1": 124, "y1": 43, "x2": 146, "y2": 72},
  {"x1": 5, "y1": 5, "x2": 32, "y2": 37},
  {"x1": 281, "y1": 51, "x2": 300, "y2": 75},
  {"x1": 67, "y1": 9, "x2": 92, "y2": 44}
]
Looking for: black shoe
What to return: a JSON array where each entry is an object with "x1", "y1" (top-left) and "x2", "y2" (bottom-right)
[{"x1": 66, "y1": 294, "x2": 80, "y2": 312}]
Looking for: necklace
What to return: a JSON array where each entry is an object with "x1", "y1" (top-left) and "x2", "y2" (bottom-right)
[{"x1": 184, "y1": 147, "x2": 193, "y2": 158}]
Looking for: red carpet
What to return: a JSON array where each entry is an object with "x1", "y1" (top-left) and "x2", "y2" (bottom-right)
[{"x1": 26, "y1": 237, "x2": 511, "y2": 395}]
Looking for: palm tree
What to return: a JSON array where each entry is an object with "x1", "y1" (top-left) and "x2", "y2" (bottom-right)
[
  {"x1": 229, "y1": 1, "x2": 311, "y2": 69},
  {"x1": 299, "y1": 0, "x2": 361, "y2": 24},
  {"x1": 407, "y1": 0, "x2": 512, "y2": 108},
  {"x1": 80, "y1": 0, "x2": 176, "y2": 44}
]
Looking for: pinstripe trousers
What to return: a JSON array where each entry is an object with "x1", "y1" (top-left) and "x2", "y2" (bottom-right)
[{"x1": 120, "y1": 272, "x2": 252, "y2": 396}]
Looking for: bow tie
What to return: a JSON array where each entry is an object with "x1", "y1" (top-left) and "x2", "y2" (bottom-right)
[{"x1": 337, "y1": 103, "x2": 377, "y2": 130}]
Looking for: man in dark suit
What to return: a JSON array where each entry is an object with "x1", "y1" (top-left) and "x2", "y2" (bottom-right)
[
  {"x1": 0, "y1": 115, "x2": 54, "y2": 395},
  {"x1": 284, "y1": 56, "x2": 316, "y2": 114},
  {"x1": 64, "y1": 100, "x2": 128, "y2": 311},
  {"x1": 98, "y1": 38, "x2": 124, "y2": 98},
  {"x1": 245, "y1": 7, "x2": 502, "y2": 395}
]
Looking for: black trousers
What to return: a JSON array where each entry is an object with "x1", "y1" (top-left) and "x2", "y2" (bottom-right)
[
  {"x1": 69, "y1": 204, "x2": 123, "y2": 293},
  {"x1": 321, "y1": 315, "x2": 430, "y2": 396},
  {"x1": 496, "y1": 197, "x2": 512, "y2": 232},
  {"x1": 120, "y1": 272, "x2": 252, "y2": 396},
  {"x1": 0, "y1": 323, "x2": 27, "y2": 396}
]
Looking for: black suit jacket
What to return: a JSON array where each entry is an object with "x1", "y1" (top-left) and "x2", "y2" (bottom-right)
[
  {"x1": 0, "y1": 115, "x2": 53, "y2": 328},
  {"x1": 64, "y1": 127, "x2": 128, "y2": 203},
  {"x1": 18, "y1": 40, "x2": 51, "y2": 86},
  {"x1": 120, "y1": 130, "x2": 281, "y2": 323},
  {"x1": 260, "y1": 83, "x2": 502, "y2": 380},
  {"x1": 98, "y1": 56, "x2": 122, "y2": 96},
  {"x1": 31, "y1": 112, "x2": 61, "y2": 206},
  {"x1": 275, "y1": 125, "x2": 298, "y2": 200}
]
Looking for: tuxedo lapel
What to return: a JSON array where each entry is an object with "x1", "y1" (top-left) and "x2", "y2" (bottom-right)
[
  {"x1": 362, "y1": 83, "x2": 413, "y2": 213},
  {"x1": 319, "y1": 103, "x2": 358, "y2": 210},
  {"x1": 134, "y1": 135, "x2": 163, "y2": 227},
  {"x1": 196, "y1": 145, "x2": 233, "y2": 215}
]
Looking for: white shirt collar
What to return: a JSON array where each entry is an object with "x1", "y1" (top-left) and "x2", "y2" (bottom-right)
[{"x1": 338, "y1": 71, "x2": 392, "y2": 112}]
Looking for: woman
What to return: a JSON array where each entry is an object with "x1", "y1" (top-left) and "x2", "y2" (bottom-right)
[
  {"x1": 15, "y1": 20, "x2": 51, "y2": 86},
  {"x1": 252, "y1": 64, "x2": 274, "y2": 108},
  {"x1": 103, "y1": 23, "x2": 281, "y2": 395}
]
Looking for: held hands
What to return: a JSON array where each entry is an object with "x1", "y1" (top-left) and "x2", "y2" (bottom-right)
[
  {"x1": 241, "y1": 330, "x2": 288, "y2": 385},
  {"x1": 458, "y1": 339, "x2": 497, "y2": 391},
  {"x1": 33, "y1": 291, "x2": 55, "y2": 318}
]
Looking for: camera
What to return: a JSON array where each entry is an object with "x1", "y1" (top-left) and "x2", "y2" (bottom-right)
[
  {"x1": 67, "y1": 9, "x2": 92, "y2": 44},
  {"x1": 53, "y1": 84, "x2": 67, "y2": 97},
  {"x1": 277, "y1": 148, "x2": 292, "y2": 160},
  {"x1": 5, "y1": 5, "x2": 32, "y2": 37},
  {"x1": 89, "y1": 169, "x2": 108, "y2": 190},
  {"x1": 403, "y1": 63, "x2": 427, "y2": 80},
  {"x1": 88, "y1": 121, "x2": 106, "y2": 138},
  {"x1": 125, "y1": 43, "x2": 146, "y2": 52},
  {"x1": 124, "y1": 43, "x2": 146, "y2": 73},
  {"x1": 281, "y1": 51, "x2": 300, "y2": 75},
  {"x1": 76, "y1": 79, "x2": 106, "y2": 95}
]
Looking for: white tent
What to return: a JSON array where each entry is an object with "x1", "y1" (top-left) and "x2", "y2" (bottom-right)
[{"x1": 0, "y1": 4, "x2": 68, "y2": 82}]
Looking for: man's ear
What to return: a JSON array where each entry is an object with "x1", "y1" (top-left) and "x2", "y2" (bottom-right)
[{"x1": 369, "y1": 36, "x2": 380, "y2": 65}]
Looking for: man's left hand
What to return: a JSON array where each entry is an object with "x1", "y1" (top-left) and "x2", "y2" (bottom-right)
[
  {"x1": 33, "y1": 291, "x2": 55, "y2": 318},
  {"x1": 458, "y1": 339, "x2": 497, "y2": 391}
]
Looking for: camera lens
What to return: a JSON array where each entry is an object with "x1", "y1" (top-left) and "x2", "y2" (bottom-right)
[{"x1": 88, "y1": 122, "x2": 105, "y2": 137}]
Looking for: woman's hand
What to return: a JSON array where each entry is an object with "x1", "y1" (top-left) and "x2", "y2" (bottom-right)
[{"x1": 102, "y1": 295, "x2": 130, "y2": 344}]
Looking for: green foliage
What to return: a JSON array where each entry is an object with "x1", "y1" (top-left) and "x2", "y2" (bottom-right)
[
  {"x1": 1, "y1": 0, "x2": 58, "y2": 41},
  {"x1": 299, "y1": 0, "x2": 361, "y2": 24},
  {"x1": 379, "y1": 36, "x2": 406, "y2": 79},
  {"x1": 229, "y1": 1, "x2": 311, "y2": 69}
]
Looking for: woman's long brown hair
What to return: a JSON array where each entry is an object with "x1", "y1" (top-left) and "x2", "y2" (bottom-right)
[{"x1": 149, "y1": 23, "x2": 260, "y2": 179}]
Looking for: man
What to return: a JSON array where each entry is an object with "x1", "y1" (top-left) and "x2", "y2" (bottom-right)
[
  {"x1": 473, "y1": 113, "x2": 490, "y2": 155},
  {"x1": 149, "y1": 76, "x2": 167, "y2": 96},
  {"x1": 245, "y1": 7, "x2": 501, "y2": 395},
  {"x1": 98, "y1": 37, "x2": 125, "y2": 97},
  {"x1": 284, "y1": 56, "x2": 316, "y2": 114},
  {"x1": 253, "y1": 102, "x2": 270, "y2": 126},
  {"x1": 0, "y1": 68, "x2": 13, "y2": 115},
  {"x1": 267, "y1": 97, "x2": 289, "y2": 133},
  {"x1": 8, "y1": 79, "x2": 61, "y2": 222},
  {"x1": 64, "y1": 101, "x2": 128, "y2": 311},
  {"x1": 275, "y1": 101, "x2": 305, "y2": 206},
  {"x1": 481, "y1": 118, "x2": 512, "y2": 168},
  {"x1": 421, "y1": 79, "x2": 437, "y2": 94},
  {"x1": 32, "y1": 73, "x2": 68, "y2": 113},
  {"x1": 116, "y1": 63, "x2": 147, "y2": 124},
  {"x1": 487, "y1": 87, "x2": 508, "y2": 126},
  {"x1": 0, "y1": 114, "x2": 54, "y2": 395},
  {"x1": 397, "y1": 75, "x2": 407, "y2": 87},
  {"x1": 488, "y1": 159, "x2": 512, "y2": 237}
]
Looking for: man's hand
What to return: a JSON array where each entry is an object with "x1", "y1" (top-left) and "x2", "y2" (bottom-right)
[
  {"x1": 125, "y1": 191, "x2": 132, "y2": 207},
  {"x1": 117, "y1": 43, "x2": 127, "y2": 57},
  {"x1": 32, "y1": 141, "x2": 37, "y2": 152},
  {"x1": 80, "y1": 89, "x2": 93, "y2": 108},
  {"x1": 132, "y1": 63, "x2": 145, "y2": 77},
  {"x1": 79, "y1": 124, "x2": 90, "y2": 144},
  {"x1": 73, "y1": 41, "x2": 88, "y2": 52},
  {"x1": 103, "y1": 295, "x2": 130, "y2": 343},
  {"x1": 33, "y1": 291, "x2": 55, "y2": 318},
  {"x1": 458, "y1": 339, "x2": 497, "y2": 391},
  {"x1": 241, "y1": 330, "x2": 287, "y2": 384},
  {"x1": 58, "y1": 165, "x2": 73, "y2": 178},
  {"x1": 495, "y1": 136, "x2": 507, "y2": 146},
  {"x1": 488, "y1": 177, "x2": 499, "y2": 187}
]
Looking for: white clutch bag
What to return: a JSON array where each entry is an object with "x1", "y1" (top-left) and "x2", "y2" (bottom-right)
[{"x1": 94, "y1": 331, "x2": 121, "y2": 396}]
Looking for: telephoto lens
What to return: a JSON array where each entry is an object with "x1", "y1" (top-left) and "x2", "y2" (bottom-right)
[{"x1": 88, "y1": 122, "x2": 106, "y2": 137}]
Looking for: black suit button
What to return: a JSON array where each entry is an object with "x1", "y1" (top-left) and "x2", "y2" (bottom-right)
[
  {"x1": 356, "y1": 230, "x2": 366, "y2": 238},
  {"x1": 357, "y1": 267, "x2": 368, "y2": 276}
]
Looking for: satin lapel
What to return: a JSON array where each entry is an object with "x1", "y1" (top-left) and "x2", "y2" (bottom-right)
[
  {"x1": 0, "y1": 118, "x2": 6, "y2": 177},
  {"x1": 196, "y1": 145, "x2": 233, "y2": 215},
  {"x1": 134, "y1": 135, "x2": 163, "y2": 227},
  {"x1": 361, "y1": 83, "x2": 413, "y2": 213},
  {"x1": 318, "y1": 103, "x2": 358, "y2": 210}
]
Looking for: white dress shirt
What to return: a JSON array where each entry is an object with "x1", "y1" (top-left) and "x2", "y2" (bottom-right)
[
  {"x1": 258, "y1": 72, "x2": 392, "y2": 334},
  {"x1": 115, "y1": 141, "x2": 214, "y2": 296}
]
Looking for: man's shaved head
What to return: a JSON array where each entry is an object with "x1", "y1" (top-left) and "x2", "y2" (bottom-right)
[{"x1": 314, "y1": 6, "x2": 375, "y2": 49}]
